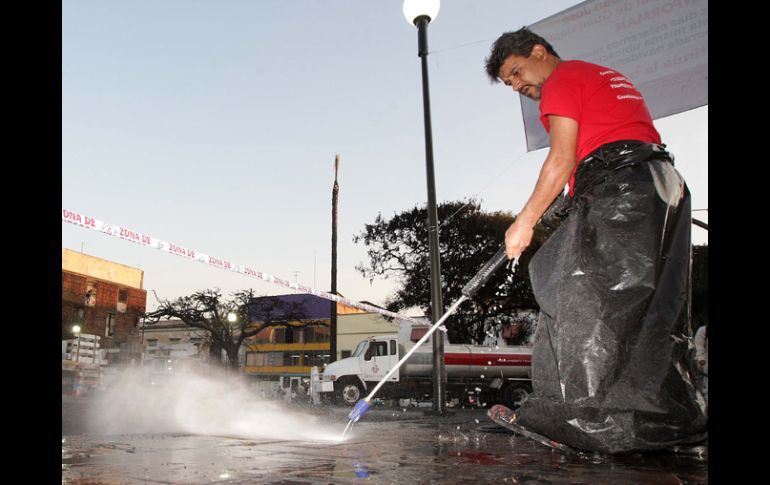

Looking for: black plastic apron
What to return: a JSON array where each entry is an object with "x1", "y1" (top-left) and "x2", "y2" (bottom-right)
[{"x1": 516, "y1": 140, "x2": 708, "y2": 453}]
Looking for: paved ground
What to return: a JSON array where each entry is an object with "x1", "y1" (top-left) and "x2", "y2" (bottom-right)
[{"x1": 63, "y1": 395, "x2": 707, "y2": 484}]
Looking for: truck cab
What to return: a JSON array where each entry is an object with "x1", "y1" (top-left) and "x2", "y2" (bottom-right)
[{"x1": 321, "y1": 335, "x2": 401, "y2": 405}]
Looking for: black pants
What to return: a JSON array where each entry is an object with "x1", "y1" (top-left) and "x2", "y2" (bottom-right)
[{"x1": 516, "y1": 141, "x2": 707, "y2": 453}]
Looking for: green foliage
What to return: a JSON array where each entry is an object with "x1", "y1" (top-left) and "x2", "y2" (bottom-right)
[{"x1": 355, "y1": 200, "x2": 550, "y2": 344}]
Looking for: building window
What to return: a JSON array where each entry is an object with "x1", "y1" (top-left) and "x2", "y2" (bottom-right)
[
  {"x1": 106, "y1": 314, "x2": 116, "y2": 337},
  {"x1": 305, "y1": 350, "x2": 330, "y2": 368},
  {"x1": 116, "y1": 289, "x2": 128, "y2": 313},
  {"x1": 317, "y1": 325, "x2": 330, "y2": 342},
  {"x1": 169, "y1": 338, "x2": 181, "y2": 344},
  {"x1": 283, "y1": 351, "x2": 301, "y2": 366},
  {"x1": 246, "y1": 351, "x2": 285, "y2": 367},
  {"x1": 147, "y1": 339, "x2": 158, "y2": 347},
  {"x1": 85, "y1": 283, "x2": 97, "y2": 306},
  {"x1": 74, "y1": 307, "x2": 84, "y2": 325},
  {"x1": 285, "y1": 326, "x2": 296, "y2": 344},
  {"x1": 304, "y1": 325, "x2": 330, "y2": 343},
  {"x1": 267, "y1": 352, "x2": 283, "y2": 366},
  {"x1": 253, "y1": 328, "x2": 271, "y2": 344},
  {"x1": 246, "y1": 352, "x2": 269, "y2": 366},
  {"x1": 268, "y1": 326, "x2": 304, "y2": 344}
]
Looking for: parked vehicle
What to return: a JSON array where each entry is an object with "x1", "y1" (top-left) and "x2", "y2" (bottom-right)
[{"x1": 316, "y1": 323, "x2": 532, "y2": 409}]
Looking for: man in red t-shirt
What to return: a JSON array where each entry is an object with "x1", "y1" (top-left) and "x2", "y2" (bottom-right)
[{"x1": 482, "y1": 28, "x2": 705, "y2": 454}]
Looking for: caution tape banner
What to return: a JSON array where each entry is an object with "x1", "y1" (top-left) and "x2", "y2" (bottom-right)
[{"x1": 62, "y1": 208, "x2": 426, "y2": 326}]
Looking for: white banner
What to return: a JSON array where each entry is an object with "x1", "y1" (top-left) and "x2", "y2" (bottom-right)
[
  {"x1": 62, "y1": 208, "x2": 427, "y2": 326},
  {"x1": 523, "y1": 0, "x2": 708, "y2": 151}
]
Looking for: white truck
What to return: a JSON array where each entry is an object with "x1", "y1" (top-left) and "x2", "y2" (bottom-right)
[{"x1": 317, "y1": 323, "x2": 532, "y2": 409}]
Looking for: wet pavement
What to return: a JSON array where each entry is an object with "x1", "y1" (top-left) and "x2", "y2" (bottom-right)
[{"x1": 63, "y1": 395, "x2": 707, "y2": 484}]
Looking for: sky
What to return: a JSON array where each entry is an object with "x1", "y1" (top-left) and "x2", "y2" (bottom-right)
[{"x1": 62, "y1": 0, "x2": 708, "y2": 312}]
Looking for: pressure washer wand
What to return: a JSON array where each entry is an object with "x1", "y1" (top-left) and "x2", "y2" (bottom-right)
[{"x1": 342, "y1": 245, "x2": 514, "y2": 436}]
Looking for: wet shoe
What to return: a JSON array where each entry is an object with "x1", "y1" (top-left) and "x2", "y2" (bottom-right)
[
  {"x1": 487, "y1": 404, "x2": 580, "y2": 455},
  {"x1": 488, "y1": 404, "x2": 517, "y2": 425}
]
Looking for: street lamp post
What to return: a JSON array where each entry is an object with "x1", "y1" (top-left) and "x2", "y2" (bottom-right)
[
  {"x1": 403, "y1": 0, "x2": 446, "y2": 415},
  {"x1": 72, "y1": 325, "x2": 82, "y2": 362},
  {"x1": 227, "y1": 312, "x2": 238, "y2": 368}
]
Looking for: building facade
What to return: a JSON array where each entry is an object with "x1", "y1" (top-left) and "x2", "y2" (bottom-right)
[
  {"x1": 61, "y1": 248, "x2": 147, "y2": 366},
  {"x1": 244, "y1": 293, "x2": 338, "y2": 379},
  {"x1": 243, "y1": 294, "x2": 409, "y2": 379},
  {"x1": 336, "y1": 304, "x2": 402, "y2": 360},
  {"x1": 139, "y1": 318, "x2": 209, "y2": 361},
  {"x1": 138, "y1": 318, "x2": 211, "y2": 377}
]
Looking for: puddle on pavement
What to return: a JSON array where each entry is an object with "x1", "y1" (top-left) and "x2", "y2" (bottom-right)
[{"x1": 64, "y1": 387, "x2": 706, "y2": 485}]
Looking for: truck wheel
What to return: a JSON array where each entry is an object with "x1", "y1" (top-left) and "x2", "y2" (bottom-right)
[
  {"x1": 335, "y1": 378, "x2": 364, "y2": 406},
  {"x1": 502, "y1": 383, "x2": 531, "y2": 409}
]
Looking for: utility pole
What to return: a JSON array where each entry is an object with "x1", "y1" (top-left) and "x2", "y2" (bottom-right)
[{"x1": 330, "y1": 154, "x2": 340, "y2": 364}]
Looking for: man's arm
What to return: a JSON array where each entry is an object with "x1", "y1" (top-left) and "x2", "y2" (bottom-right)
[{"x1": 504, "y1": 115, "x2": 578, "y2": 259}]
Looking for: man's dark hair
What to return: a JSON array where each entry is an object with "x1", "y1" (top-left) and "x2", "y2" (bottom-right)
[{"x1": 484, "y1": 27, "x2": 559, "y2": 83}]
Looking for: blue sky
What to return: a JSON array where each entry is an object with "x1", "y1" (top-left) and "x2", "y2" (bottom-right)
[{"x1": 62, "y1": 0, "x2": 708, "y2": 311}]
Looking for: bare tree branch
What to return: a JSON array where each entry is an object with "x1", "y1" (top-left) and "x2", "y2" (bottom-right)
[{"x1": 145, "y1": 289, "x2": 332, "y2": 369}]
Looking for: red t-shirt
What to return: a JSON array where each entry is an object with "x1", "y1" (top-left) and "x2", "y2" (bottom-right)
[{"x1": 539, "y1": 60, "x2": 661, "y2": 194}]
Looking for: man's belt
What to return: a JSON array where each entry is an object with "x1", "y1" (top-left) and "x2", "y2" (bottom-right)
[{"x1": 573, "y1": 140, "x2": 672, "y2": 196}]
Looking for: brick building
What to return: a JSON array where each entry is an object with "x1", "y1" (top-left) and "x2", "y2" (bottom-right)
[{"x1": 61, "y1": 248, "x2": 147, "y2": 365}]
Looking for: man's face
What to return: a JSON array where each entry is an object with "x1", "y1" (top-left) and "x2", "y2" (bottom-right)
[{"x1": 497, "y1": 50, "x2": 550, "y2": 101}]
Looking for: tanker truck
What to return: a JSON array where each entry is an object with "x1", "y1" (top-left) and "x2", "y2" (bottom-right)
[{"x1": 316, "y1": 323, "x2": 532, "y2": 409}]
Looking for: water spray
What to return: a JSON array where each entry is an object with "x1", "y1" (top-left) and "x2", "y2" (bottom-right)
[{"x1": 342, "y1": 246, "x2": 516, "y2": 437}]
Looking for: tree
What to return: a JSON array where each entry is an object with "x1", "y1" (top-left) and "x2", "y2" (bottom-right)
[
  {"x1": 354, "y1": 200, "x2": 552, "y2": 344},
  {"x1": 145, "y1": 289, "x2": 320, "y2": 369}
]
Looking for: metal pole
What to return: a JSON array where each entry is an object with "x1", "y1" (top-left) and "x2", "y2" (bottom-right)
[
  {"x1": 692, "y1": 218, "x2": 708, "y2": 230},
  {"x1": 330, "y1": 154, "x2": 340, "y2": 364},
  {"x1": 415, "y1": 16, "x2": 446, "y2": 415}
]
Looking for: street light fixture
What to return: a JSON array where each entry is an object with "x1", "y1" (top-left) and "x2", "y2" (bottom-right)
[
  {"x1": 227, "y1": 312, "x2": 243, "y2": 368},
  {"x1": 403, "y1": 0, "x2": 446, "y2": 415},
  {"x1": 402, "y1": 0, "x2": 440, "y2": 24}
]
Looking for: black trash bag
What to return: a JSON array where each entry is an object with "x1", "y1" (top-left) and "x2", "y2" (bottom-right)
[{"x1": 515, "y1": 142, "x2": 708, "y2": 454}]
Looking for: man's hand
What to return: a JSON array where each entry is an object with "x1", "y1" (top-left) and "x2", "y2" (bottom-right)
[
  {"x1": 505, "y1": 219, "x2": 534, "y2": 260},
  {"x1": 504, "y1": 115, "x2": 578, "y2": 260}
]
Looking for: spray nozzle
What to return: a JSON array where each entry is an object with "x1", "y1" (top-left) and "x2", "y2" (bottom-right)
[{"x1": 347, "y1": 399, "x2": 371, "y2": 423}]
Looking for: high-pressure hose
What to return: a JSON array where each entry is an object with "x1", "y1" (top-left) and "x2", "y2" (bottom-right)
[{"x1": 342, "y1": 245, "x2": 515, "y2": 436}]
